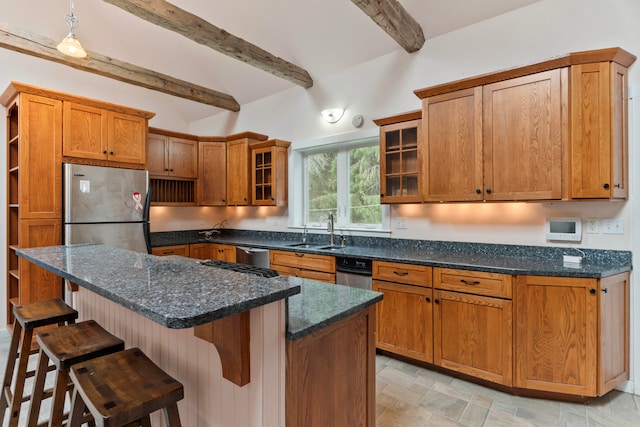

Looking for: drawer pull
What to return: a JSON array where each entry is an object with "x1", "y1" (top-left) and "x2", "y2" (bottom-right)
[
  {"x1": 295, "y1": 253, "x2": 304, "y2": 257},
  {"x1": 460, "y1": 279, "x2": 480, "y2": 285},
  {"x1": 393, "y1": 270, "x2": 409, "y2": 276}
]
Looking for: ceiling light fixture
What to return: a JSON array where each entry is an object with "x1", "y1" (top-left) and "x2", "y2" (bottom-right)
[
  {"x1": 57, "y1": 0, "x2": 87, "y2": 58},
  {"x1": 321, "y1": 108, "x2": 345, "y2": 123}
]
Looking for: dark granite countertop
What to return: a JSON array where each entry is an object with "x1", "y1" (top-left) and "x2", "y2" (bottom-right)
[
  {"x1": 152, "y1": 230, "x2": 632, "y2": 278},
  {"x1": 16, "y1": 244, "x2": 383, "y2": 339}
]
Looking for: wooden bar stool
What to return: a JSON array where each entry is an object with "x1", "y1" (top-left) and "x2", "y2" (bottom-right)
[
  {"x1": 68, "y1": 348, "x2": 184, "y2": 427},
  {"x1": 0, "y1": 299, "x2": 78, "y2": 427},
  {"x1": 27, "y1": 320, "x2": 125, "y2": 427}
]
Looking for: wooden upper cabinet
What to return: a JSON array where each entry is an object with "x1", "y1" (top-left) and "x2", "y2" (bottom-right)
[
  {"x1": 570, "y1": 62, "x2": 628, "y2": 199},
  {"x1": 422, "y1": 88, "x2": 483, "y2": 202},
  {"x1": 63, "y1": 102, "x2": 148, "y2": 165},
  {"x1": 483, "y1": 69, "x2": 565, "y2": 201},
  {"x1": 63, "y1": 102, "x2": 108, "y2": 160},
  {"x1": 374, "y1": 111, "x2": 422, "y2": 204},
  {"x1": 198, "y1": 140, "x2": 227, "y2": 206},
  {"x1": 251, "y1": 139, "x2": 290, "y2": 206},
  {"x1": 20, "y1": 94, "x2": 63, "y2": 219},
  {"x1": 108, "y1": 112, "x2": 146, "y2": 165},
  {"x1": 226, "y1": 138, "x2": 252, "y2": 206},
  {"x1": 148, "y1": 130, "x2": 198, "y2": 179}
]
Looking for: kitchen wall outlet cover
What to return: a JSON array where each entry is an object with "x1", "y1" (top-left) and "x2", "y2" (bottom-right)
[
  {"x1": 585, "y1": 218, "x2": 599, "y2": 234},
  {"x1": 395, "y1": 217, "x2": 407, "y2": 229},
  {"x1": 602, "y1": 218, "x2": 624, "y2": 234}
]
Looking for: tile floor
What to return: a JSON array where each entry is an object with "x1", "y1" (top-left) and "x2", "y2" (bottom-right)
[
  {"x1": 376, "y1": 354, "x2": 640, "y2": 427},
  {"x1": 0, "y1": 328, "x2": 639, "y2": 426}
]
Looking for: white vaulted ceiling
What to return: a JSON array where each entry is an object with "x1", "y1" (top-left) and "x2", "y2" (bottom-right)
[{"x1": 1, "y1": 0, "x2": 541, "y2": 121}]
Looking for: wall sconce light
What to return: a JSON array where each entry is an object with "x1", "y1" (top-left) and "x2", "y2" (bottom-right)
[
  {"x1": 321, "y1": 108, "x2": 345, "y2": 123},
  {"x1": 57, "y1": 0, "x2": 87, "y2": 58}
]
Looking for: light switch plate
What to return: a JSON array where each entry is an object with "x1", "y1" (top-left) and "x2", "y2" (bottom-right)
[
  {"x1": 395, "y1": 217, "x2": 407, "y2": 229},
  {"x1": 602, "y1": 218, "x2": 624, "y2": 234}
]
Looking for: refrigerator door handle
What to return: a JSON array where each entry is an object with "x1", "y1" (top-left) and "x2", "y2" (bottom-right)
[{"x1": 143, "y1": 185, "x2": 152, "y2": 223}]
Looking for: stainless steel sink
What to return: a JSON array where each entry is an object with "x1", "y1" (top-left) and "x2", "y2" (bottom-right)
[
  {"x1": 286, "y1": 242, "x2": 319, "y2": 248},
  {"x1": 319, "y1": 245, "x2": 344, "y2": 251}
]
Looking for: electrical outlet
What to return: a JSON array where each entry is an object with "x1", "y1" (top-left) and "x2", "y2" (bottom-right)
[
  {"x1": 602, "y1": 218, "x2": 624, "y2": 234},
  {"x1": 585, "y1": 218, "x2": 599, "y2": 234},
  {"x1": 395, "y1": 217, "x2": 407, "y2": 229}
]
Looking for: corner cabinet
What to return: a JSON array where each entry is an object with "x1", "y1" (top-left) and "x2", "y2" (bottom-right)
[
  {"x1": 414, "y1": 47, "x2": 636, "y2": 202},
  {"x1": 250, "y1": 139, "x2": 290, "y2": 206},
  {"x1": 2, "y1": 88, "x2": 64, "y2": 324},
  {"x1": 515, "y1": 273, "x2": 629, "y2": 397},
  {"x1": 374, "y1": 111, "x2": 422, "y2": 204}
]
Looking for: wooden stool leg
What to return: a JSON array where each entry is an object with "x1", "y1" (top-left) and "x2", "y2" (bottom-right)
[
  {"x1": 49, "y1": 369, "x2": 71, "y2": 427},
  {"x1": 26, "y1": 349, "x2": 51, "y2": 427},
  {"x1": 67, "y1": 388, "x2": 86, "y2": 427},
  {"x1": 163, "y1": 403, "x2": 182, "y2": 427},
  {"x1": 0, "y1": 321, "x2": 22, "y2": 421},
  {"x1": 8, "y1": 327, "x2": 34, "y2": 427}
]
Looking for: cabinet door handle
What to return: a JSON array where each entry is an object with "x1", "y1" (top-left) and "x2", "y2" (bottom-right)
[
  {"x1": 380, "y1": 193, "x2": 384, "y2": 197},
  {"x1": 603, "y1": 183, "x2": 610, "y2": 189},
  {"x1": 164, "y1": 251, "x2": 175, "y2": 255},
  {"x1": 590, "y1": 288, "x2": 597, "y2": 295},
  {"x1": 614, "y1": 183, "x2": 621, "y2": 189},
  {"x1": 295, "y1": 253, "x2": 304, "y2": 257},
  {"x1": 486, "y1": 188, "x2": 492, "y2": 194},
  {"x1": 460, "y1": 279, "x2": 480, "y2": 285},
  {"x1": 601, "y1": 288, "x2": 608, "y2": 293},
  {"x1": 434, "y1": 299, "x2": 440, "y2": 304},
  {"x1": 425, "y1": 297, "x2": 431, "y2": 303},
  {"x1": 393, "y1": 270, "x2": 408, "y2": 276},
  {"x1": 110, "y1": 151, "x2": 114, "y2": 155},
  {"x1": 103, "y1": 150, "x2": 107, "y2": 154},
  {"x1": 475, "y1": 189, "x2": 481, "y2": 194}
]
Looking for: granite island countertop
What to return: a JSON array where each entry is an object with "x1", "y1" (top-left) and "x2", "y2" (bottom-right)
[
  {"x1": 152, "y1": 230, "x2": 632, "y2": 278},
  {"x1": 16, "y1": 244, "x2": 383, "y2": 339}
]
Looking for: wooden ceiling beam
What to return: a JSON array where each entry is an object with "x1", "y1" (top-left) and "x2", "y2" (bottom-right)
[
  {"x1": 0, "y1": 22, "x2": 240, "y2": 111},
  {"x1": 351, "y1": 0, "x2": 425, "y2": 53},
  {"x1": 102, "y1": 0, "x2": 314, "y2": 89}
]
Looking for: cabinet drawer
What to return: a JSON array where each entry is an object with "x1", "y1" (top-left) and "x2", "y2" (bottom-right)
[
  {"x1": 272, "y1": 263, "x2": 336, "y2": 284},
  {"x1": 270, "y1": 250, "x2": 335, "y2": 273},
  {"x1": 152, "y1": 245, "x2": 189, "y2": 257},
  {"x1": 434, "y1": 268, "x2": 513, "y2": 299},
  {"x1": 373, "y1": 261, "x2": 431, "y2": 287}
]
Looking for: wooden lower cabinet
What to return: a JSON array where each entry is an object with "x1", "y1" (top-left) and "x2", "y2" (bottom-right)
[
  {"x1": 434, "y1": 289, "x2": 512, "y2": 386},
  {"x1": 286, "y1": 306, "x2": 376, "y2": 427},
  {"x1": 19, "y1": 219, "x2": 63, "y2": 304},
  {"x1": 515, "y1": 273, "x2": 629, "y2": 397},
  {"x1": 151, "y1": 245, "x2": 189, "y2": 257},
  {"x1": 270, "y1": 250, "x2": 336, "y2": 283},
  {"x1": 373, "y1": 280, "x2": 433, "y2": 362},
  {"x1": 188, "y1": 243, "x2": 210, "y2": 260},
  {"x1": 211, "y1": 244, "x2": 236, "y2": 262}
]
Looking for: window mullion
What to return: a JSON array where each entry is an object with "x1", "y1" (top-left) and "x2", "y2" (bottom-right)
[{"x1": 336, "y1": 149, "x2": 350, "y2": 227}]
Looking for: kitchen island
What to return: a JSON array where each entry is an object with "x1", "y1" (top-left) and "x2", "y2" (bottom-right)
[{"x1": 16, "y1": 244, "x2": 382, "y2": 427}]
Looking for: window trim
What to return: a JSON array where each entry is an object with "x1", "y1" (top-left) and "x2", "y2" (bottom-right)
[{"x1": 289, "y1": 129, "x2": 390, "y2": 235}]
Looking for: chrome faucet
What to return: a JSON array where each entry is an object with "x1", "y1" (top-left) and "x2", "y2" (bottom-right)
[
  {"x1": 302, "y1": 224, "x2": 308, "y2": 243},
  {"x1": 327, "y1": 212, "x2": 335, "y2": 246}
]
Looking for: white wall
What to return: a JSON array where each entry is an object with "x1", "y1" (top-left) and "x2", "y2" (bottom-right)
[{"x1": 1, "y1": 0, "x2": 639, "y2": 392}]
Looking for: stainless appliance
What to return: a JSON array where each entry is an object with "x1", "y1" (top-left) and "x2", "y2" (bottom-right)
[
  {"x1": 336, "y1": 256, "x2": 372, "y2": 290},
  {"x1": 235, "y1": 246, "x2": 270, "y2": 269},
  {"x1": 64, "y1": 163, "x2": 151, "y2": 253}
]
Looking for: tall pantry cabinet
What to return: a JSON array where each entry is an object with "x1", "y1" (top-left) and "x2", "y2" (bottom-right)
[{"x1": 3, "y1": 91, "x2": 63, "y2": 324}]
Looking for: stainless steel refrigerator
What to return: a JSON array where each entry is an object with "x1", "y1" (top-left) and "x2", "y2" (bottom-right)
[{"x1": 63, "y1": 163, "x2": 151, "y2": 253}]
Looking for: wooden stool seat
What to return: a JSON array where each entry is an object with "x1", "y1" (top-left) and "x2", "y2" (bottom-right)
[
  {"x1": 0, "y1": 299, "x2": 78, "y2": 427},
  {"x1": 27, "y1": 320, "x2": 125, "y2": 427},
  {"x1": 69, "y1": 348, "x2": 184, "y2": 427}
]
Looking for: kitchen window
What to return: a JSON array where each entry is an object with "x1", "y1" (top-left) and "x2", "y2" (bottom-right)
[{"x1": 301, "y1": 137, "x2": 388, "y2": 231}]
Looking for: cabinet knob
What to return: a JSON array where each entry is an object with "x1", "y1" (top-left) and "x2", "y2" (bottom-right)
[
  {"x1": 434, "y1": 299, "x2": 440, "y2": 304},
  {"x1": 165, "y1": 168, "x2": 169, "y2": 171},
  {"x1": 425, "y1": 297, "x2": 431, "y2": 303},
  {"x1": 244, "y1": 198, "x2": 247, "y2": 201},
  {"x1": 602, "y1": 288, "x2": 608, "y2": 293},
  {"x1": 475, "y1": 189, "x2": 481, "y2": 194},
  {"x1": 110, "y1": 151, "x2": 114, "y2": 155},
  {"x1": 614, "y1": 183, "x2": 621, "y2": 189},
  {"x1": 590, "y1": 288, "x2": 597, "y2": 295},
  {"x1": 103, "y1": 150, "x2": 107, "y2": 154},
  {"x1": 603, "y1": 183, "x2": 610, "y2": 189},
  {"x1": 380, "y1": 194, "x2": 384, "y2": 198},
  {"x1": 486, "y1": 188, "x2": 492, "y2": 194},
  {"x1": 169, "y1": 169, "x2": 174, "y2": 172}
]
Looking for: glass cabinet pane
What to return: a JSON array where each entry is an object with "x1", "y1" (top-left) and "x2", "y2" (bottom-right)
[{"x1": 385, "y1": 130, "x2": 400, "y2": 152}]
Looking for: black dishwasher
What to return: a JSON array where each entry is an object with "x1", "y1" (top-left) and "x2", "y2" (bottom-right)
[{"x1": 335, "y1": 256, "x2": 372, "y2": 290}]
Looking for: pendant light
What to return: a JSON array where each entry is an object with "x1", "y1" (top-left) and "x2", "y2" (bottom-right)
[{"x1": 57, "y1": 0, "x2": 87, "y2": 58}]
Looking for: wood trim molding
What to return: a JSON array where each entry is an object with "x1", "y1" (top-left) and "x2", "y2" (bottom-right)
[
  {"x1": 373, "y1": 109, "x2": 422, "y2": 126},
  {"x1": 102, "y1": 0, "x2": 313, "y2": 89},
  {"x1": 414, "y1": 47, "x2": 637, "y2": 99},
  {"x1": 0, "y1": 22, "x2": 240, "y2": 111}
]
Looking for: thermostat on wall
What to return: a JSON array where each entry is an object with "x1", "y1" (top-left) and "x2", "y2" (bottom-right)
[{"x1": 545, "y1": 217, "x2": 582, "y2": 242}]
